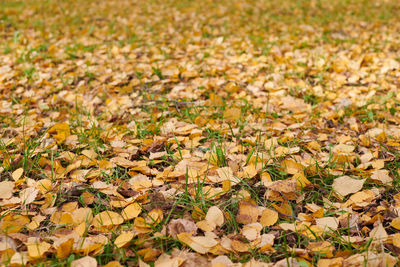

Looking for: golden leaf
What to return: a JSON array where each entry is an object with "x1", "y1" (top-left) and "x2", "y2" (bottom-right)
[
  {"x1": 260, "y1": 208, "x2": 279, "y2": 227},
  {"x1": 114, "y1": 232, "x2": 134, "y2": 248},
  {"x1": 92, "y1": 211, "x2": 124, "y2": 229},
  {"x1": 121, "y1": 202, "x2": 142, "y2": 221}
]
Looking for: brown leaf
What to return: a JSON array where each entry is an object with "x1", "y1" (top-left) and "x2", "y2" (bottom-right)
[
  {"x1": 168, "y1": 219, "x2": 198, "y2": 238},
  {"x1": 236, "y1": 201, "x2": 259, "y2": 224}
]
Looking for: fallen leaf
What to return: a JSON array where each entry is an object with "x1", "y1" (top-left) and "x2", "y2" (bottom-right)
[
  {"x1": 265, "y1": 178, "x2": 297, "y2": 193},
  {"x1": 370, "y1": 169, "x2": 392, "y2": 184},
  {"x1": 71, "y1": 256, "x2": 98, "y2": 267},
  {"x1": 12, "y1": 167, "x2": 24, "y2": 181},
  {"x1": 260, "y1": 208, "x2": 279, "y2": 227},
  {"x1": 121, "y1": 202, "x2": 142, "y2": 221},
  {"x1": 205, "y1": 206, "x2": 224, "y2": 227},
  {"x1": 48, "y1": 122, "x2": 71, "y2": 143},
  {"x1": 315, "y1": 217, "x2": 339, "y2": 232},
  {"x1": 168, "y1": 219, "x2": 198, "y2": 237},
  {"x1": 236, "y1": 201, "x2": 259, "y2": 224},
  {"x1": 223, "y1": 107, "x2": 241, "y2": 121},
  {"x1": 26, "y1": 238, "x2": 51, "y2": 259},
  {"x1": 19, "y1": 187, "x2": 39, "y2": 205},
  {"x1": 0, "y1": 181, "x2": 14, "y2": 199},
  {"x1": 391, "y1": 217, "x2": 400, "y2": 230},
  {"x1": 92, "y1": 211, "x2": 124, "y2": 229},
  {"x1": 114, "y1": 232, "x2": 134, "y2": 248},
  {"x1": 332, "y1": 176, "x2": 365, "y2": 197}
]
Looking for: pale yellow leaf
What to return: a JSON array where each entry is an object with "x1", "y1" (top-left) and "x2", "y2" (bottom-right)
[
  {"x1": 71, "y1": 256, "x2": 98, "y2": 267},
  {"x1": 332, "y1": 176, "x2": 365, "y2": 197},
  {"x1": 0, "y1": 181, "x2": 14, "y2": 199},
  {"x1": 205, "y1": 206, "x2": 224, "y2": 227},
  {"x1": 12, "y1": 168, "x2": 23, "y2": 181}
]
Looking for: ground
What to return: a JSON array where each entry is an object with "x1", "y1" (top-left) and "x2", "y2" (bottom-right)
[{"x1": 1, "y1": 0, "x2": 400, "y2": 266}]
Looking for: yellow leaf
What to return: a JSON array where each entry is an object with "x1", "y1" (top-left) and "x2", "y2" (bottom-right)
[
  {"x1": 177, "y1": 232, "x2": 218, "y2": 254},
  {"x1": 35, "y1": 179, "x2": 52, "y2": 193},
  {"x1": 74, "y1": 222, "x2": 86, "y2": 236},
  {"x1": 196, "y1": 220, "x2": 216, "y2": 232},
  {"x1": 9, "y1": 252, "x2": 28, "y2": 266},
  {"x1": 48, "y1": 122, "x2": 71, "y2": 143},
  {"x1": 50, "y1": 211, "x2": 74, "y2": 225},
  {"x1": 1, "y1": 214, "x2": 30, "y2": 233},
  {"x1": 242, "y1": 223, "x2": 262, "y2": 241},
  {"x1": 210, "y1": 93, "x2": 223, "y2": 106},
  {"x1": 72, "y1": 208, "x2": 93, "y2": 224},
  {"x1": 92, "y1": 211, "x2": 124, "y2": 229},
  {"x1": 261, "y1": 172, "x2": 272, "y2": 186},
  {"x1": 391, "y1": 217, "x2": 400, "y2": 230},
  {"x1": 103, "y1": 261, "x2": 123, "y2": 267},
  {"x1": 317, "y1": 258, "x2": 344, "y2": 267},
  {"x1": 99, "y1": 160, "x2": 113, "y2": 169},
  {"x1": 133, "y1": 217, "x2": 153, "y2": 234},
  {"x1": 293, "y1": 172, "x2": 311, "y2": 189},
  {"x1": 80, "y1": 192, "x2": 95, "y2": 205},
  {"x1": 19, "y1": 187, "x2": 39, "y2": 205},
  {"x1": 236, "y1": 201, "x2": 259, "y2": 224},
  {"x1": 315, "y1": 217, "x2": 339, "y2": 232},
  {"x1": 27, "y1": 239, "x2": 51, "y2": 259},
  {"x1": 231, "y1": 239, "x2": 249, "y2": 252},
  {"x1": 114, "y1": 232, "x2": 134, "y2": 248},
  {"x1": 146, "y1": 209, "x2": 163, "y2": 225},
  {"x1": 281, "y1": 159, "x2": 304, "y2": 174},
  {"x1": 265, "y1": 178, "x2": 297, "y2": 193},
  {"x1": 223, "y1": 107, "x2": 241, "y2": 121},
  {"x1": 271, "y1": 200, "x2": 293, "y2": 219},
  {"x1": 121, "y1": 202, "x2": 142, "y2": 221},
  {"x1": 26, "y1": 215, "x2": 46, "y2": 231},
  {"x1": 137, "y1": 248, "x2": 160, "y2": 261},
  {"x1": 302, "y1": 225, "x2": 324, "y2": 239},
  {"x1": 308, "y1": 241, "x2": 334, "y2": 258},
  {"x1": 260, "y1": 208, "x2": 278, "y2": 227},
  {"x1": 392, "y1": 233, "x2": 400, "y2": 247},
  {"x1": 56, "y1": 238, "x2": 74, "y2": 259},
  {"x1": 370, "y1": 169, "x2": 392, "y2": 184},
  {"x1": 241, "y1": 164, "x2": 258, "y2": 179}
]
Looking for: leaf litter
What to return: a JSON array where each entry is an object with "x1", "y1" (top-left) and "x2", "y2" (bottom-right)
[{"x1": 1, "y1": 0, "x2": 400, "y2": 266}]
